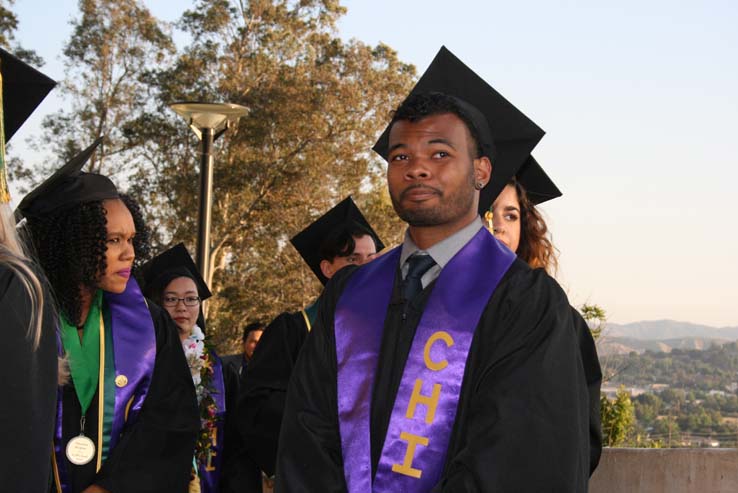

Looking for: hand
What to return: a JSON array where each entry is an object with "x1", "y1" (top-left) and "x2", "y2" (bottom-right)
[{"x1": 81, "y1": 485, "x2": 110, "y2": 493}]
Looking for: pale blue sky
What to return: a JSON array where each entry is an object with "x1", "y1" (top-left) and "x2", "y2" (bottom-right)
[{"x1": 10, "y1": 0, "x2": 738, "y2": 326}]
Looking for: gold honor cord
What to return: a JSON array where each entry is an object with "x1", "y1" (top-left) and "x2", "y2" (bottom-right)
[
  {"x1": 0, "y1": 65, "x2": 10, "y2": 204},
  {"x1": 301, "y1": 310, "x2": 312, "y2": 332},
  {"x1": 96, "y1": 311, "x2": 105, "y2": 471}
]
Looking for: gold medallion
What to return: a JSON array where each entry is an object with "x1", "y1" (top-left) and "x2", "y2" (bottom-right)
[
  {"x1": 66, "y1": 435, "x2": 96, "y2": 465},
  {"x1": 115, "y1": 374, "x2": 128, "y2": 387}
]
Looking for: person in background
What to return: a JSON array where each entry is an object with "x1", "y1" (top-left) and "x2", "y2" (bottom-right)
[
  {"x1": 236, "y1": 196, "x2": 384, "y2": 482},
  {"x1": 0, "y1": 47, "x2": 58, "y2": 492},
  {"x1": 276, "y1": 47, "x2": 591, "y2": 492},
  {"x1": 140, "y1": 243, "x2": 256, "y2": 493},
  {"x1": 222, "y1": 321, "x2": 265, "y2": 378},
  {"x1": 17, "y1": 140, "x2": 199, "y2": 493},
  {"x1": 486, "y1": 155, "x2": 603, "y2": 475}
]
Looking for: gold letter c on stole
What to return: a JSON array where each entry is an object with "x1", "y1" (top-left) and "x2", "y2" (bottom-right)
[{"x1": 423, "y1": 330, "x2": 454, "y2": 371}]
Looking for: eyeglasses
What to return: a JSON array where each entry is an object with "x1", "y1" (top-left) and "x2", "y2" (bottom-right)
[{"x1": 162, "y1": 295, "x2": 201, "y2": 307}]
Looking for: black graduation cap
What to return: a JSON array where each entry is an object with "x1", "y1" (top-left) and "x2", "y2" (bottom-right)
[
  {"x1": 138, "y1": 243, "x2": 212, "y2": 301},
  {"x1": 290, "y1": 196, "x2": 385, "y2": 285},
  {"x1": 15, "y1": 138, "x2": 118, "y2": 220},
  {"x1": 0, "y1": 48, "x2": 56, "y2": 142},
  {"x1": 515, "y1": 155, "x2": 562, "y2": 205},
  {"x1": 372, "y1": 46, "x2": 545, "y2": 215}
]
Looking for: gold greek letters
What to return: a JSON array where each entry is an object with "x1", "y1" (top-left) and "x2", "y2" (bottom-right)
[
  {"x1": 423, "y1": 331, "x2": 454, "y2": 371},
  {"x1": 406, "y1": 379, "x2": 442, "y2": 424},
  {"x1": 391, "y1": 431, "x2": 429, "y2": 478}
]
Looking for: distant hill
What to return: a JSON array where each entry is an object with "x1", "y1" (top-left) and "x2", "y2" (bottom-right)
[
  {"x1": 605, "y1": 320, "x2": 738, "y2": 340},
  {"x1": 597, "y1": 320, "x2": 738, "y2": 356},
  {"x1": 598, "y1": 336, "x2": 731, "y2": 356}
]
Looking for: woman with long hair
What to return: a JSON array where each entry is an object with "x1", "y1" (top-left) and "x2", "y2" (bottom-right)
[
  {"x1": 0, "y1": 202, "x2": 58, "y2": 491},
  {"x1": 0, "y1": 46, "x2": 59, "y2": 491},
  {"x1": 17, "y1": 140, "x2": 199, "y2": 493}
]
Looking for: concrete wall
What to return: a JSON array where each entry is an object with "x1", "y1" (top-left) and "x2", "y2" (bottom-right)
[{"x1": 589, "y1": 448, "x2": 738, "y2": 492}]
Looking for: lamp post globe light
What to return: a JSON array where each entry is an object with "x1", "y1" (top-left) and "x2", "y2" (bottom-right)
[{"x1": 169, "y1": 102, "x2": 248, "y2": 285}]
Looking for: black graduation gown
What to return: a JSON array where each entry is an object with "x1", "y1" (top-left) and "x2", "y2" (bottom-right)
[
  {"x1": 276, "y1": 259, "x2": 591, "y2": 492},
  {"x1": 236, "y1": 311, "x2": 309, "y2": 478},
  {"x1": 0, "y1": 264, "x2": 57, "y2": 492},
  {"x1": 220, "y1": 352, "x2": 263, "y2": 493},
  {"x1": 54, "y1": 301, "x2": 199, "y2": 493}
]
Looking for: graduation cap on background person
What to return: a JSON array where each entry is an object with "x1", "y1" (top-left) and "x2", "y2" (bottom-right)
[
  {"x1": 14, "y1": 138, "x2": 118, "y2": 221},
  {"x1": 372, "y1": 45, "x2": 546, "y2": 216},
  {"x1": 290, "y1": 196, "x2": 385, "y2": 286},
  {"x1": 138, "y1": 243, "x2": 213, "y2": 302},
  {"x1": 0, "y1": 47, "x2": 56, "y2": 203},
  {"x1": 514, "y1": 155, "x2": 562, "y2": 205}
]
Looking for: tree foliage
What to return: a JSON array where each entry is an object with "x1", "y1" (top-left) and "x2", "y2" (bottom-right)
[
  {"x1": 0, "y1": 0, "x2": 42, "y2": 66},
  {"x1": 36, "y1": 0, "x2": 174, "y2": 175},
  {"x1": 601, "y1": 386, "x2": 635, "y2": 447}
]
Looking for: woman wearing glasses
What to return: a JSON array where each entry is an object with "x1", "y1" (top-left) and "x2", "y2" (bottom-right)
[{"x1": 141, "y1": 244, "x2": 251, "y2": 493}]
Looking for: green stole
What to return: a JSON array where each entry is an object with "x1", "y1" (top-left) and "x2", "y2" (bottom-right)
[{"x1": 59, "y1": 291, "x2": 117, "y2": 465}]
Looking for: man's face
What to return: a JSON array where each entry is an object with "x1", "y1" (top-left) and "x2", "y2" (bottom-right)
[
  {"x1": 386, "y1": 113, "x2": 490, "y2": 234},
  {"x1": 320, "y1": 234, "x2": 377, "y2": 279},
  {"x1": 243, "y1": 329, "x2": 263, "y2": 360}
]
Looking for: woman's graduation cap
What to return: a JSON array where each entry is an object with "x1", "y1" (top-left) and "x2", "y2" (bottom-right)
[
  {"x1": 15, "y1": 138, "x2": 118, "y2": 221},
  {"x1": 0, "y1": 48, "x2": 56, "y2": 203},
  {"x1": 372, "y1": 46, "x2": 545, "y2": 215},
  {"x1": 138, "y1": 243, "x2": 212, "y2": 302},
  {"x1": 290, "y1": 196, "x2": 385, "y2": 285},
  {"x1": 515, "y1": 156, "x2": 562, "y2": 205}
]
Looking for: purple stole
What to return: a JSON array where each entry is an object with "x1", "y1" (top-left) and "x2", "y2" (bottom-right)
[
  {"x1": 335, "y1": 228, "x2": 515, "y2": 492},
  {"x1": 198, "y1": 352, "x2": 227, "y2": 493},
  {"x1": 53, "y1": 278, "x2": 157, "y2": 492}
]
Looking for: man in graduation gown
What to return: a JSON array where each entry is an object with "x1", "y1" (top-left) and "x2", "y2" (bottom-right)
[
  {"x1": 236, "y1": 197, "x2": 383, "y2": 480},
  {"x1": 276, "y1": 47, "x2": 591, "y2": 492},
  {"x1": 16, "y1": 140, "x2": 199, "y2": 493}
]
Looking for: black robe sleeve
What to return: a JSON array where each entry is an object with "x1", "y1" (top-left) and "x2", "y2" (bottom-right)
[
  {"x1": 92, "y1": 301, "x2": 200, "y2": 492},
  {"x1": 572, "y1": 307, "x2": 603, "y2": 475},
  {"x1": 236, "y1": 311, "x2": 308, "y2": 477},
  {"x1": 277, "y1": 263, "x2": 591, "y2": 493},
  {"x1": 0, "y1": 264, "x2": 57, "y2": 493}
]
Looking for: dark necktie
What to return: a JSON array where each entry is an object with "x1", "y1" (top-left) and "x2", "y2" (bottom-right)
[{"x1": 402, "y1": 253, "x2": 436, "y2": 301}]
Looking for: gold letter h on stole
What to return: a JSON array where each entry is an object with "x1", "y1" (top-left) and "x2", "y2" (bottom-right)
[{"x1": 391, "y1": 331, "x2": 454, "y2": 479}]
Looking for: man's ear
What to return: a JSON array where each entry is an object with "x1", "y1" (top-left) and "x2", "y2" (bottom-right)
[
  {"x1": 320, "y1": 259, "x2": 334, "y2": 280},
  {"x1": 474, "y1": 156, "x2": 492, "y2": 185}
]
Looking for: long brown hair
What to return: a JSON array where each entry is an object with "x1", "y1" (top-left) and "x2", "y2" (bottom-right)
[{"x1": 513, "y1": 180, "x2": 559, "y2": 275}]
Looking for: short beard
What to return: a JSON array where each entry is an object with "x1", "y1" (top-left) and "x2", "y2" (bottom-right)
[{"x1": 390, "y1": 172, "x2": 477, "y2": 227}]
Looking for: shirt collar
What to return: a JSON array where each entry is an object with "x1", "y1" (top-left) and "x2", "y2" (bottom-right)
[{"x1": 400, "y1": 216, "x2": 484, "y2": 268}]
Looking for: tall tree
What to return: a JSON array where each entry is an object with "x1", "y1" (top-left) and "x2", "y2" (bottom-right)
[
  {"x1": 127, "y1": 0, "x2": 415, "y2": 350},
  {"x1": 37, "y1": 0, "x2": 173, "y2": 175}
]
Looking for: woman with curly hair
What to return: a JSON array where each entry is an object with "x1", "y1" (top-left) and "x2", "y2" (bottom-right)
[
  {"x1": 486, "y1": 156, "x2": 603, "y2": 476},
  {"x1": 487, "y1": 175, "x2": 558, "y2": 273},
  {"x1": 17, "y1": 140, "x2": 199, "y2": 493}
]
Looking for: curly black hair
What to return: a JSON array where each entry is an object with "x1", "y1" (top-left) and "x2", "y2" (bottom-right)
[
  {"x1": 26, "y1": 193, "x2": 151, "y2": 325},
  {"x1": 390, "y1": 92, "x2": 494, "y2": 160}
]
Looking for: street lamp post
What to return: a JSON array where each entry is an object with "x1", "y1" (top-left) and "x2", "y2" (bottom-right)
[{"x1": 169, "y1": 102, "x2": 248, "y2": 284}]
